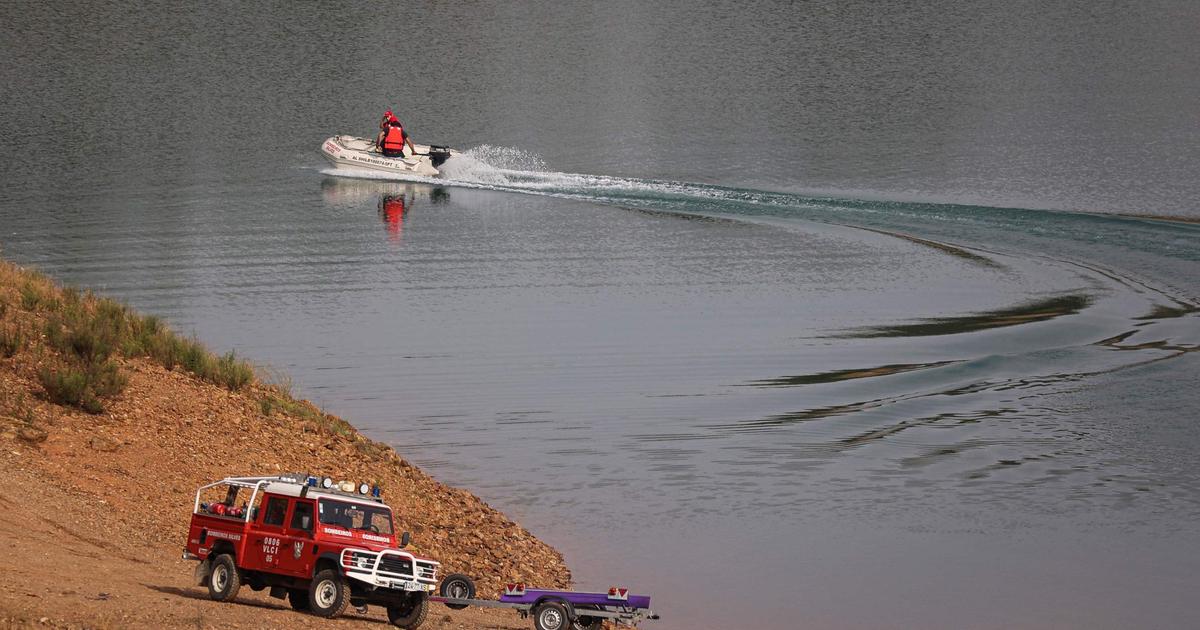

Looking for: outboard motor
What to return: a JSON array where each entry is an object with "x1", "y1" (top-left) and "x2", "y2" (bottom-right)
[{"x1": 429, "y1": 145, "x2": 453, "y2": 168}]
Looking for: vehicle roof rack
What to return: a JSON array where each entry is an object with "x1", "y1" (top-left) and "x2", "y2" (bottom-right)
[{"x1": 205, "y1": 474, "x2": 386, "y2": 503}]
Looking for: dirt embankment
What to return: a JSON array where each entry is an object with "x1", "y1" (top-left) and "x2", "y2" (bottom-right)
[{"x1": 0, "y1": 261, "x2": 570, "y2": 629}]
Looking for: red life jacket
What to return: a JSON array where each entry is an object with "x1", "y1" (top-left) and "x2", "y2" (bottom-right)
[
  {"x1": 383, "y1": 196, "x2": 405, "y2": 237},
  {"x1": 381, "y1": 124, "x2": 407, "y2": 153}
]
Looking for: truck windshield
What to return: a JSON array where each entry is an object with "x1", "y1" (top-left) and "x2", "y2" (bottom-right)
[{"x1": 317, "y1": 499, "x2": 394, "y2": 535}]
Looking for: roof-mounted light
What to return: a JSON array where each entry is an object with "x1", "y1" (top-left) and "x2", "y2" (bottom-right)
[
  {"x1": 358, "y1": 483, "x2": 370, "y2": 495},
  {"x1": 321, "y1": 477, "x2": 334, "y2": 489}
]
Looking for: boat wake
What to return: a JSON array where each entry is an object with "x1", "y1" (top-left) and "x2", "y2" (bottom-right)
[
  {"x1": 317, "y1": 140, "x2": 1200, "y2": 544},
  {"x1": 319, "y1": 146, "x2": 1200, "y2": 393},
  {"x1": 320, "y1": 145, "x2": 1200, "y2": 289},
  {"x1": 324, "y1": 145, "x2": 1200, "y2": 235},
  {"x1": 322, "y1": 145, "x2": 832, "y2": 216}
]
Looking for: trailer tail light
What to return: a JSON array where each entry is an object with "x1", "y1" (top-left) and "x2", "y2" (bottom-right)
[
  {"x1": 504, "y1": 582, "x2": 526, "y2": 596},
  {"x1": 608, "y1": 586, "x2": 629, "y2": 601}
]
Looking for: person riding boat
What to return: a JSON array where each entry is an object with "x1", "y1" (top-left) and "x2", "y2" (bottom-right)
[
  {"x1": 379, "y1": 109, "x2": 397, "y2": 131},
  {"x1": 376, "y1": 111, "x2": 416, "y2": 158}
]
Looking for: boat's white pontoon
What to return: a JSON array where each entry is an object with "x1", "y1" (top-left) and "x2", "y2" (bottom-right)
[{"x1": 320, "y1": 135, "x2": 459, "y2": 177}]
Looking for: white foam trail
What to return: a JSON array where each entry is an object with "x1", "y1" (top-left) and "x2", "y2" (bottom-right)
[
  {"x1": 438, "y1": 146, "x2": 739, "y2": 203},
  {"x1": 322, "y1": 145, "x2": 795, "y2": 214},
  {"x1": 443, "y1": 144, "x2": 548, "y2": 175}
]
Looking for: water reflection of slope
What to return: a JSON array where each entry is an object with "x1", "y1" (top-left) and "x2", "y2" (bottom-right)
[
  {"x1": 839, "y1": 294, "x2": 1093, "y2": 338},
  {"x1": 745, "y1": 361, "x2": 961, "y2": 387}
]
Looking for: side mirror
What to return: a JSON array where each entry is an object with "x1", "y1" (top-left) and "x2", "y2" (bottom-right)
[{"x1": 399, "y1": 531, "x2": 411, "y2": 548}]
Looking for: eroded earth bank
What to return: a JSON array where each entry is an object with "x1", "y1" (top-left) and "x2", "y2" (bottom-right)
[{"x1": 0, "y1": 261, "x2": 570, "y2": 629}]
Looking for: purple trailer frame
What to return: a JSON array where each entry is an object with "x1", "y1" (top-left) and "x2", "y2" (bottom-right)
[
  {"x1": 500, "y1": 587, "x2": 652, "y2": 610},
  {"x1": 431, "y1": 586, "x2": 659, "y2": 628}
]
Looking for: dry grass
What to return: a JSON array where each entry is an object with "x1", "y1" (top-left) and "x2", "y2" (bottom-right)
[
  {"x1": 1, "y1": 259, "x2": 409, "y2": 450},
  {"x1": 257, "y1": 389, "x2": 359, "y2": 440},
  {"x1": 2, "y1": 261, "x2": 258, "y2": 412},
  {"x1": 0, "y1": 261, "x2": 351, "y2": 434},
  {"x1": 0, "y1": 323, "x2": 25, "y2": 357}
]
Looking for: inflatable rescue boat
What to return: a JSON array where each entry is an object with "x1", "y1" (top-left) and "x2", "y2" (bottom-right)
[{"x1": 320, "y1": 135, "x2": 460, "y2": 177}]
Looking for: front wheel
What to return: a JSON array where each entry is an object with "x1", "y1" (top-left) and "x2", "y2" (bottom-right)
[
  {"x1": 438, "y1": 573, "x2": 475, "y2": 610},
  {"x1": 534, "y1": 602, "x2": 571, "y2": 630},
  {"x1": 387, "y1": 592, "x2": 429, "y2": 629},
  {"x1": 206, "y1": 554, "x2": 241, "y2": 602},
  {"x1": 308, "y1": 569, "x2": 350, "y2": 618}
]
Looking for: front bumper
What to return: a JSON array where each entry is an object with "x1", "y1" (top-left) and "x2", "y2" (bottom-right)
[
  {"x1": 344, "y1": 570, "x2": 437, "y2": 593},
  {"x1": 340, "y1": 547, "x2": 438, "y2": 593}
]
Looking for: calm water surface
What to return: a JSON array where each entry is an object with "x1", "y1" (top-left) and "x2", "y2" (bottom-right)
[{"x1": 3, "y1": 3, "x2": 1199, "y2": 629}]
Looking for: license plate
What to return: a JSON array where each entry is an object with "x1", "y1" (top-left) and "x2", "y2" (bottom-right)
[{"x1": 393, "y1": 580, "x2": 419, "y2": 590}]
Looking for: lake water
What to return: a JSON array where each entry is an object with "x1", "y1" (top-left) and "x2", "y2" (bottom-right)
[{"x1": 2, "y1": 2, "x2": 1199, "y2": 628}]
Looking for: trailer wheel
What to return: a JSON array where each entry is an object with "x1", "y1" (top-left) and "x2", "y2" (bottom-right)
[
  {"x1": 438, "y1": 573, "x2": 475, "y2": 610},
  {"x1": 308, "y1": 569, "x2": 350, "y2": 618},
  {"x1": 206, "y1": 554, "x2": 241, "y2": 602},
  {"x1": 287, "y1": 588, "x2": 310, "y2": 611},
  {"x1": 534, "y1": 602, "x2": 571, "y2": 630},
  {"x1": 573, "y1": 607, "x2": 604, "y2": 630},
  {"x1": 387, "y1": 592, "x2": 429, "y2": 629}
]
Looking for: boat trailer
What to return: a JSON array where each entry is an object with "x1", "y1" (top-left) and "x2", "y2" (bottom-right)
[{"x1": 431, "y1": 574, "x2": 660, "y2": 630}]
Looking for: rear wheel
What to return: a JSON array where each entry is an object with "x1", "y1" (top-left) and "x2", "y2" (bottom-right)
[
  {"x1": 308, "y1": 569, "x2": 350, "y2": 618},
  {"x1": 534, "y1": 602, "x2": 571, "y2": 630},
  {"x1": 287, "y1": 588, "x2": 310, "y2": 611},
  {"x1": 206, "y1": 554, "x2": 241, "y2": 602},
  {"x1": 387, "y1": 592, "x2": 429, "y2": 629},
  {"x1": 438, "y1": 573, "x2": 475, "y2": 610}
]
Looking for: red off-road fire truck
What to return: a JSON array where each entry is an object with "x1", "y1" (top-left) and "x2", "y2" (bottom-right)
[{"x1": 184, "y1": 474, "x2": 438, "y2": 628}]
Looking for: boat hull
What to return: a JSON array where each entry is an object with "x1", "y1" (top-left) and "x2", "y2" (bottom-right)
[{"x1": 320, "y1": 135, "x2": 458, "y2": 178}]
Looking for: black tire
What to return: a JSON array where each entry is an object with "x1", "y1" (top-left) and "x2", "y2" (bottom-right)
[
  {"x1": 206, "y1": 554, "x2": 241, "y2": 602},
  {"x1": 387, "y1": 592, "x2": 429, "y2": 629},
  {"x1": 438, "y1": 573, "x2": 475, "y2": 610},
  {"x1": 534, "y1": 602, "x2": 572, "y2": 630},
  {"x1": 308, "y1": 569, "x2": 350, "y2": 618},
  {"x1": 573, "y1": 607, "x2": 604, "y2": 630},
  {"x1": 287, "y1": 588, "x2": 310, "y2": 611}
]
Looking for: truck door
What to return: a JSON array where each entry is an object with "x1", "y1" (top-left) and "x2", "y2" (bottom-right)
[
  {"x1": 278, "y1": 498, "x2": 316, "y2": 578},
  {"x1": 247, "y1": 495, "x2": 289, "y2": 572}
]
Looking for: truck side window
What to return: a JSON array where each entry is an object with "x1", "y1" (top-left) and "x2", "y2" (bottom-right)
[
  {"x1": 263, "y1": 497, "x2": 288, "y2": 527},
  {"x1": 290, "y1": 501, "x2": 314, "y2": 532}
]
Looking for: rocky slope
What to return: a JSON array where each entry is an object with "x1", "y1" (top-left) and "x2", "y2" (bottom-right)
[{"x1": 0, "y1": 260, "x2": 570, "y2": 629}]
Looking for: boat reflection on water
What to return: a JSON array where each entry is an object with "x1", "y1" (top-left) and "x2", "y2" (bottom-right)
[
  {"x1": 320, "y1": 176, "x2": 450, "y2": 243},
  {"x1": 379, "y1": 194, "x2": 406, "y2": 241}
]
